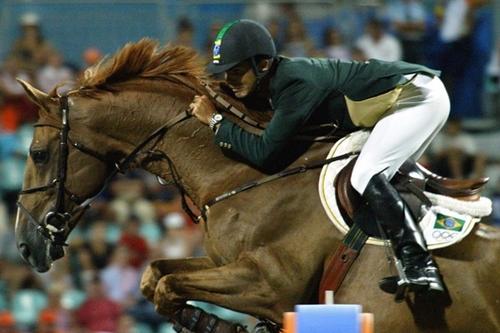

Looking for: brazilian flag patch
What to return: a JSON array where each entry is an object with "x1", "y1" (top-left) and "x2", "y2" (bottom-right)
[
  {"x1": 213, "y1": 40, "x2": 221, "y2": 63},
  {"x1": 434, "y1": 213, "x2": 465, "y2": 232}
]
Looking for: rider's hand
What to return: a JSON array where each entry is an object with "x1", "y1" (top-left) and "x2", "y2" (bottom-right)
[{"x1": 189, "y1": 95, "x2": 216, "y2": 125}]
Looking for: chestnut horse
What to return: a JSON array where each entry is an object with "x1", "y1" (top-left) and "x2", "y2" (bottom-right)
[{"x1": 15, "y1": 39, "x2": 500, "y2": 332}]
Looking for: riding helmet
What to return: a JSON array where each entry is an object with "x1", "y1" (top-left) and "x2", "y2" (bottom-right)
[{"x1": 207, "y1": 19, "x2": 277, "y2": 74}]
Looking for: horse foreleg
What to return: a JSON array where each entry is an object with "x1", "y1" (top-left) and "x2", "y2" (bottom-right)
[
  {"x1": 153, "y1": 255, "x2": 285, "y2": 323},
  {"x1": 141, "y1": 257, "x2": 249, "y2": 333},
  {"x1": 141, "y1": 256, "x2": 216, "y2": 304}
]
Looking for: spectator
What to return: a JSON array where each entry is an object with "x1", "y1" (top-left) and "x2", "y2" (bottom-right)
[
  {"x1": 109, "y1": 177, "x2": 153, "y2": 224},
  {"x1": 16, "y1": 264, "x2": 44, "y2": 291},
  {"x1": 37, "y1": 256, "x2": 74, "y2": 296},
  {"x1": 82, "y1": 47, "x2": 103, "y2": 68},
  {"x1": 439, "y1": 0, "x2": 470, "y2": 43},
  {"x1": 79, "y1": 47, "x2": 103, "y2": 82},
  {"x1": 490, "y1": 178, "x2": 500, "y2": 227},
  {"x1": 127, "y1": 298, "x2": 167, "y2": 332},
  {"x1": 0, "y1": 311, "x2": 17, "y2": 333},
  {"x1": 282, "y1": 20, "x2": 316, "y2": 57},
  {"x1": 156, "y1": 212, "x2": 202, "y2": 259},
  {"x1": 75, "y1": 276, "x2": 122, "y2": 333},
  {"x1": 0, "y1": 201, "x2": 8, "y2": 240},
  {"x1": 386, "y1": 0, "x2": 427, "y2": 63},
  {"x1": 0, "y1": 57, "x2": 36, "y2": 130},
  {"x1": 486, "y1": 39, "x2": 499, "y2": 119},
  {"x1": 116, "y1": 314, "x2": 137, "y2": 333},
  {"x1": 118, "y1": 216, "x2": 149, "y2": 269},
  {"x1": 100, "y1": 246, "x2": 140, "y2": 307},
  {"x1": 9, "y1": 13, "x2": 55, "y2": 75},
  {"x1": 0, "y1": 125, "x2": 32, "y2": 214},
  {"x1": 71, "y1": 247, "x2": 98, "y2": 291},
  {"x1": 174, "y1": 17, "x2": 195, "y2": 48},
  {"x1": 36, "y1": 51, "x2": 74, "y2": 94},
  {"x1": 243, "y1": 2, "x2": 275, "y2": 23},
  {"x1": 37, "y1": 286, "x2": 72, "y2": 333},
  {"x1": 487, "y1": 39, "x2": 500, "y2": 80},
  {"x1": 322, "y1": 27, "x2": 351, "y2": 60},
  {"x1": 266, "y1": 18, "x2": 284, "y2": 53},
  {"x1": 36, "y1": 310, "x2": 64, "y2": 333},
  {"x1": 430, "y1": 118, "x2": 487, "y2": 179},
  {"x1": 82, "y1": 221, "x2": 114, "y2": 270},
  {"x1": 351, "y1": 46, "x2": 368, "y2": 62},
  {"x1": 431, "y1": 0, "x2": 494, "y2": 118},
  {"x1": 355, "y1": 18, "x2": 402, "y2": 61}
]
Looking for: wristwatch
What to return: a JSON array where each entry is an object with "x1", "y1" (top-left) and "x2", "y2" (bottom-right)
[{"x1": 208, "y1": 113, "x2": 223, "y2": 131}]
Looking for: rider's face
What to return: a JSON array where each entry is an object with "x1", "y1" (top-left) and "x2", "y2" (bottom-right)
[{"x1": 225, "y1": 61, "x2": 256, "y2": 98}]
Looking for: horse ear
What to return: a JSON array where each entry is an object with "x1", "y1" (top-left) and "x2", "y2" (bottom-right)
[{"x1": 17, "y1": 79, "x2": 57, "y2": 111}]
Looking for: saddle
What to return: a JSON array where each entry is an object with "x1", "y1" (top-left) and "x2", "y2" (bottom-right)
[
  {"x1": 335, "y1": 158, "x2": 488, "y2": 235},
  {"x1": 318, "y1": 158, "x2": 488, "y2": 302}
]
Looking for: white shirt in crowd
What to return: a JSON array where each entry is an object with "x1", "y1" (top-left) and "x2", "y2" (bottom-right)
[
  {"x1": 386, "y1": 0, "x2": 427, "y2": 40},
  {"x1": 36, "y1": 64, "x2": 74, "y2": 93},
  {"x1": 355, "y1": 33, "x2": 402, "y2": 61},
  {"x1": 0, "y1": 71, "x2": 30, "y2": 95},
  {"x1": 325, "y1": 45, "x2": 351, "y2": 61},
  {"x1": 440, "y1": 0, "x2": 469, "y2": 42},
  {"x1": 487, "y1": 44, "x2": 499, "y2": 77},
  {"x1": 431, "y1": 132, "x2": 478, "y2": 156}
]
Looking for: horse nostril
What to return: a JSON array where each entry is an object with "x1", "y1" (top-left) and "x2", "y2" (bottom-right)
[{"x1": 19, "y1": 243, "x2": 31, "y2": 260}]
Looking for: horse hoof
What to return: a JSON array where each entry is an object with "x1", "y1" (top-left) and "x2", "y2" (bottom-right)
[
  {"x1": 378, "y1": 276, "x2": 399, "y2": 294},
  {"x1": 173, "y1": 322, "x2": 195, "y2": 333},
  {"x1": 252, "y1": 320, "x2": 280, "y2": 333}
]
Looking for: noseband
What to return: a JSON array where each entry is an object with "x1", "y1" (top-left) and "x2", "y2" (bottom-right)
[{"x1": 17, "y1": 94, "x2": 191, "y2": 247}]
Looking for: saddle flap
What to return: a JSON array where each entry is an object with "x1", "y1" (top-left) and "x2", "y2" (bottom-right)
[{"x1": 334, "y1": 158, "x2": 362, "y2": 220}]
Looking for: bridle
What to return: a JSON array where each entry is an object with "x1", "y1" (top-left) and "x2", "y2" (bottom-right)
[{"x1": 17, "y1": 94, "x2": 192, "y2": 247}]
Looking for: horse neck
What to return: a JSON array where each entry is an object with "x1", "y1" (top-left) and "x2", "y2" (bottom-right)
[
  {"x1": 155, "y1": 120, "x2": 261, "y2": 206},
  {"x1": 93, "y1": 80, "x2": 261, "y2": 207}
]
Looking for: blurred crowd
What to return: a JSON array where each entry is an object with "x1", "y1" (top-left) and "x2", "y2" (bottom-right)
[{"x1": 0, "y1": 1, "x2": 499, "y2": 333}]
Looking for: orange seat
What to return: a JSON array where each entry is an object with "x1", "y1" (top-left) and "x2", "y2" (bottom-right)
[
  {"x1": 282, "y1": 312, "x2": 296, "y2": 333},
  {"x1": 360, "y1": 313, "x2": 374, "y2": 333}
]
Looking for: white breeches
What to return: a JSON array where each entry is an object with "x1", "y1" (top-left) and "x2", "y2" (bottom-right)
[{"x1": 351, "y1": 74, "x2": 450, "y2": 194}]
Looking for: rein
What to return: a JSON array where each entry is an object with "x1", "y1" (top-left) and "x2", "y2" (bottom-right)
[
  {"x1": 199, "y1": 151, "x2": 359, "y2": 221},
  {"x1": 202, "y1": 82, "x2": 343, "y2": 142}
]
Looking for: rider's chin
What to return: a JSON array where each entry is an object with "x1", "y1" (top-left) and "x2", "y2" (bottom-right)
[{"x1": 235, "y1": 89, "x2": 248, "y2": 98}]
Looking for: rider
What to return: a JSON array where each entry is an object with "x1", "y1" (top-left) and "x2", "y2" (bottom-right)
[{"x1": 189, "y1": 19, "x2": 448, "y2": 295}]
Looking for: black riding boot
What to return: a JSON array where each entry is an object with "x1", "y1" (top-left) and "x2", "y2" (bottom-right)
[{"x1": 362, "y1": 173, "x2": 445, "y2": 295}]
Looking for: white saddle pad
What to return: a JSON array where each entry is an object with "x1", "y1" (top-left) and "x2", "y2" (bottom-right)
[{"x1": 318, "y1": 130, "x2": 492, "y2": 250}]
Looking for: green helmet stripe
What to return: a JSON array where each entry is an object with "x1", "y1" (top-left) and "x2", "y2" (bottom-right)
[
  {"x1": 213, "y1": 20, "x2": 239, "y2": 63},
  {"x1": 215, "y1": 20, "x2": 239, "y2": 43}
]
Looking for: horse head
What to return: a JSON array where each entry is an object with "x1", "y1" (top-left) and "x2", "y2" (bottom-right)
[
  {"x1": 15, "y1": 39, "x2": 208, "y2": 272},
  {"x1": 14, "y1": 80, "x2": 116, "y2": 271}
]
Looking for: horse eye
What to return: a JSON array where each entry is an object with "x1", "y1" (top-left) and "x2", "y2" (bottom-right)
[{"x1": 30, "y1": 150, "x2": 49, "y2": 164}]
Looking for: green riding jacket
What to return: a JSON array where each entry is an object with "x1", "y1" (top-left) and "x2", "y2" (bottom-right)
[{"x1": 214, "y1": 56, "x2": 439, "y2": 170}]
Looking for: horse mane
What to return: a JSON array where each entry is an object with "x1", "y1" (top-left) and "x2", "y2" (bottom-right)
[
  {"x1": 78, "y1": 38, "x2": 206, "y2": 91},
  {"x1": 76, "y1": 38, "x2": 273, "y2": 125}
]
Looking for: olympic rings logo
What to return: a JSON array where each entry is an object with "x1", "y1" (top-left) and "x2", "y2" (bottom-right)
[{"x1": 432, "y1": 230, "x2": 458, "y2": 241}]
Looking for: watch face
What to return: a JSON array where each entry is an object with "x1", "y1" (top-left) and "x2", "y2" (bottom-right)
[{"x1": 214, "y1": 114, "x2": 223, "y2": 121}]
